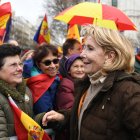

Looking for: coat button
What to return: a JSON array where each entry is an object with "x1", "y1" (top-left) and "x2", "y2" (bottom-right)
[
  {"x1": 102, "y1": 105, "x2": 105, "y2": 110},
  {"x1": 107, "y1": 98, "x2": 110, "y2": 101}
]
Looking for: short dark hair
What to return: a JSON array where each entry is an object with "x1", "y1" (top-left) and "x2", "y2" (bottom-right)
[
  {"x1": 0, "y1": 44, "x2": 21, "y2": 69},
  {"x1": 33, "y1": 44, "x2": 58, "y2": 64},
  {"x1": 62, "y1": 38, "x2": 80, "y2": 56}
]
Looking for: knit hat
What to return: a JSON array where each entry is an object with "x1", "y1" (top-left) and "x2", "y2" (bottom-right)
[{"x1": 65, "y1": 54, "x2": 81, "y2": 71}]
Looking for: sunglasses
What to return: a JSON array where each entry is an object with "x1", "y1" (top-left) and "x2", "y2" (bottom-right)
[{"x1": 41, "y1": 58, "x2": 59, "y2": 66}]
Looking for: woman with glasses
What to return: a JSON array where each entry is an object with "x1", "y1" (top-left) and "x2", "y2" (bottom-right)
[
  {"x1": 23, "y1": 44, "x2": 62, "y2": 115},
  {"x1": 0, "y1": 44, "x2": 51, "y2": 139}
]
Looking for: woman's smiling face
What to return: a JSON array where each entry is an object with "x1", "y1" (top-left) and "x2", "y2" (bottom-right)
[
  {"x1": 80, "y1": 36, "x2": 106, "y2": 75},
  {"x1": 0, "y1": 55, "x2": 23, "y2": 87},
  {"x1": 38, "y1": 52, "x2": 59, "y2": 77},
  {"x1": 69, "y1": 59, "x2": 85, "y2": 79}
]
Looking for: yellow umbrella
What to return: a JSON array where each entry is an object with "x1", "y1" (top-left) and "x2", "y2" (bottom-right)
[{"x1": 54, "y1": 2, "x2": 136, "y2": 31}]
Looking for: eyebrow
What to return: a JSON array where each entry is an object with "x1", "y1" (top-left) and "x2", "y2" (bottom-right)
[
  {"x1": 9, "y1": 62, "x2": 22, "y2": 65},
  {"x1": 86, "y1": 44, "x2": 93, "y2": 47}
]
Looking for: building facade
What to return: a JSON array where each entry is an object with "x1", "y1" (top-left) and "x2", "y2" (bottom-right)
[{"x1": 10, "y1": 13, "x2": 37, "y2": 50}]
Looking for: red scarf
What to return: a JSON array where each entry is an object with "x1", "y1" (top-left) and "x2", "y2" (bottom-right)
[{"x1": 27, "y1": 74, "x2": 62, "y2": 103}]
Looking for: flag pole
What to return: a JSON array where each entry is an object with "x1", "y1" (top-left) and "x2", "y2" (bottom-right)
[{"x1": 2, "y1": 31, "x2": 6, "y2": 43}]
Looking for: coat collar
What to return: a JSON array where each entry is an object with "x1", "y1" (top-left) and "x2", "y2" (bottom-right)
[
  {"x1": 0, "y1": 79, "x2": 26, "y2": 102},
  {"x1": 100, "y1": 70, "x2": 133, "y2": 92}
]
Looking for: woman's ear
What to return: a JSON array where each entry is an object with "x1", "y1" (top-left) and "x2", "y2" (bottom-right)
[{"x1": 105, "y1": 51, "x2": 116, "y2": 64}]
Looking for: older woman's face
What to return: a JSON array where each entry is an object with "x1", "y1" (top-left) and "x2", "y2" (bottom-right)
[
  {"x1": 69, "y1": 59, "x2": 85, "y2": 79},
  {"x1": 38, "y1": 53, "x2": 59, "y2": 77},
  {"x1": 0, "y1": 55, "x2": 23, "y2": 87},
  {"x1": 80, "y1": 36, "x2": 106, "y2": 75}
]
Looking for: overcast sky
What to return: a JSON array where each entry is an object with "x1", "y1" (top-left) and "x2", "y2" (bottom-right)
[{"x1": 1, "y1": 0, "x2": 45, "y2": 25}]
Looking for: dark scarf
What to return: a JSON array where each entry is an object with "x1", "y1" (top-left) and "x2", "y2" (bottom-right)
[{"x1": 0, "y1": 79, "x2": 26, "y2": 102}]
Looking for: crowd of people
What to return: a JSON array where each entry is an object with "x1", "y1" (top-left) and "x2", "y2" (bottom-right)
[{"x1": 0, "y1": 24, "x2": 140, "y2": 140}]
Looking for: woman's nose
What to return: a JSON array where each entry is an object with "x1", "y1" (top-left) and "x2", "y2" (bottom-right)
[
  {"x1": 80, "y1": 51, "x2": 87, "y2": 58},
  {"x1": 16, "y1": 64, "x2": 23, "y2": 71},
  {"x1": 78, "y1": 66, "x2": 84, "y2": 72},
  {"x1": 77, "y1": 67, "x2": 82, "y2": 71},
  {"x1": 49, "y1": 62, "x2": 56, "y2": 67}
]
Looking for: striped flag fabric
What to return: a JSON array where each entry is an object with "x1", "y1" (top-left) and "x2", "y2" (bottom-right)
[
  {"x1": 67, "y1": 24, "x2": 80, "y2": 41},
  {"x1": 8, "y1": 95, "x2": 51, "y2": 140},
  {"x1": 0, "y1": 2, "x2": 12, "y2": 44},
  {"x1": 33, "y1": 14, "x2": 50, "y2": 44}
]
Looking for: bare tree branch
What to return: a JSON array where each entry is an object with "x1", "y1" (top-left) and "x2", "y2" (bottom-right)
[{"x1": 43, "y1": 0, "x2": 83, "y2": 45}]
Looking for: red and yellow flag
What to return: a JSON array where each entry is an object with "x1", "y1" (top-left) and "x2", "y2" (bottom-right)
[
  {"x1": 34, "y1": 14, "x2": 50, "y2": 44},
  {"x1": 0, "y1": 2, "x2": 11, "y2": 17},
  {"x1": 67, "y1": 24, "x2": 80, "y2": 41},
  {"x1": 8, "y1": 96, "x2": 51, "y2": 140},
  {"x1": 0, "y1": 2, "x2": 12, "y2": 44},
  {"x1": 27, "y1": 74, "x2": 55, "y2": 103}
]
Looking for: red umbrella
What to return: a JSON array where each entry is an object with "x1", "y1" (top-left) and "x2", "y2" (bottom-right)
[{"x1": 54, "y1": 2, "x2": 136, "y2": 31}]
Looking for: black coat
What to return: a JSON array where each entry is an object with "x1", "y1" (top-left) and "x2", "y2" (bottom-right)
[{"x1": 70, "y1": 71, "x2": 140, "y2": 140}]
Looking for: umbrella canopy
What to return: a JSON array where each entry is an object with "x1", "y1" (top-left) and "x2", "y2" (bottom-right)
[{"x1": 54, "y1": 2, "x2": 136, "y2": 31}]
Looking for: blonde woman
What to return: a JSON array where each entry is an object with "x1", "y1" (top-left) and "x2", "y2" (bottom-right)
[{"x1": 42, "y1": 25, "x2": 140, "y2": 140}]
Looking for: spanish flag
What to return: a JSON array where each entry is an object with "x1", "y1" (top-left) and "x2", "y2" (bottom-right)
[
  {"x1": 67, "y1": 24, "x2": 80, "y2": 42},
  {"x1": 34, "y1": 14, "x2": 50, "y2": 44},
  {"x1": 8, "y1": 95, "x2": 51, "y2": 140},
  {"x1": 27, "y1": 74, "x2": 55, "y2": 103},
  {"x1": 0, "y1": 2, "x2": 12, "y2": 44}
]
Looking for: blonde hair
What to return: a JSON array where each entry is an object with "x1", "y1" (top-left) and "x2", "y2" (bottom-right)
[{"x1": 81, "y1": 25, "x2": 135, "y2": 73}]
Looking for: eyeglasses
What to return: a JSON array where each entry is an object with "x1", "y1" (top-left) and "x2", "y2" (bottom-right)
[{"x1": 41, "y1": 58, "x2": 59, "y2": 66}]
